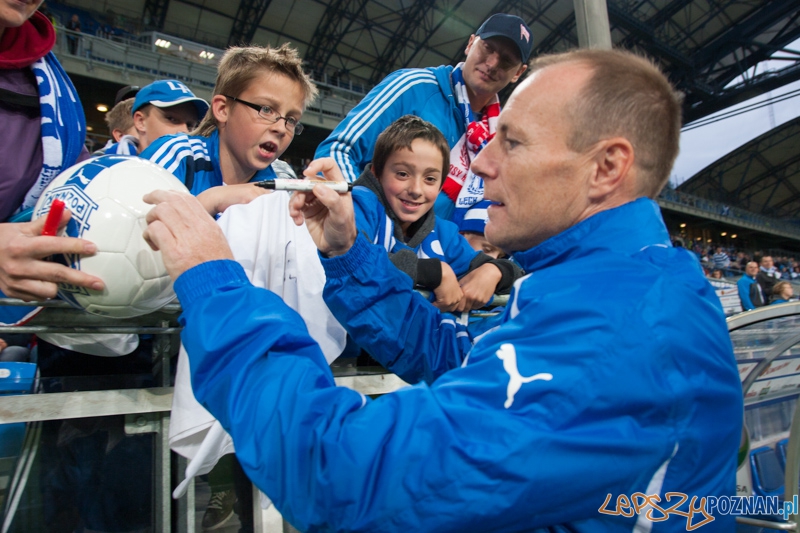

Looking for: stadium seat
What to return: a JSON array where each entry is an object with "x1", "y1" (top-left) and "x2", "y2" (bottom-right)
[
  {"x1": 750, "y1": 446, "x2": 785, "y2": 499},
  {"x1": 0, "y1": 362, "x2": 36, "y2": 458},
  {"x1": 777, "y1": 438, "x2": 789, "y2": 470}
]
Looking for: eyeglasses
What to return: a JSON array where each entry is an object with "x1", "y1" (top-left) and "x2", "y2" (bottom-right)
[{"x1": 223, "y1": 95, "x2": 304, "y2": 135}]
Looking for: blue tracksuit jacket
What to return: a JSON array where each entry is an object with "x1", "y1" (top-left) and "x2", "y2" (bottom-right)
[
  {"x1": 176, "y1": 198, "x2": 742, "y2": 532},
  {"x1": 737, "y1": 275, "x2": 758, "y2": 311},
  {"x1": 315, "y1": 65, "x2": 462, "y2": 184}
]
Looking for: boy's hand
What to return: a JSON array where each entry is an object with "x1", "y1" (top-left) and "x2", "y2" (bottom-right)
[
  {"x1": 456, "y1": 263, "x2": 502, "y2": 312},
  {"x1": 196, "y1": 184, "x2": 271, "y2": 216},
  {"x1": 143, "y1": 190, "x2": 234, "y2": 279},
  {"x1": 433, "y1": 262, "x2": 463, "y2": 313},
  {"x1": 288, "y1": 158, "x2": 357, "y2": 257},
  {"x1": 0, "y1": 215, "x2": 104, "y2": 301}
]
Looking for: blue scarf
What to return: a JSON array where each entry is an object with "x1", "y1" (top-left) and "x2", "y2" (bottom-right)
[
  {"x1": 13, "y1": 52, "x2": 86, "y2": 220},
  {"x1": 1, "y1": 52, "x2": 85, "y2": 326}
]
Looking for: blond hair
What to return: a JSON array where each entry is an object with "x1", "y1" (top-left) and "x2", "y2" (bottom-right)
[
  {"x1": 773, "y1": 281, "x2": 792, "y2": 298},
  {"x1": 104, "y1": 97, "x2": 134, "y2": 136},
  {"x1": 193, "y1": 43, "x2": 317, "y2": 137},
  {"x1": 529, "y1": 49, "x2": 682, "y2": 198}
]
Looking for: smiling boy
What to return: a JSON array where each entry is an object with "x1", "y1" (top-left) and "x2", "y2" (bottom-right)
[{"x1": 351, "y1": 115, "x2": 521, "y2": 312}]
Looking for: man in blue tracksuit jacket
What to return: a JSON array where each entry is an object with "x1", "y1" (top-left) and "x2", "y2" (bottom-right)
[
  {"x1": 145, "y1": 50, "x2": 743, "y2": 531},
  {"x1": 737, "y1": 261, "x2": 762, "y2": 311},
  {"x1": 316, "y1": 64, "x2": 462, "y2": 182},
  {"x1": 314, "y1": 14, "x2": 531, "y2": 220}
]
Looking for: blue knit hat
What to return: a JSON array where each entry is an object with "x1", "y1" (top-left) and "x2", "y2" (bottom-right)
[{"x1": 458, "y1": 200, "x2": 493, "y2": 234}]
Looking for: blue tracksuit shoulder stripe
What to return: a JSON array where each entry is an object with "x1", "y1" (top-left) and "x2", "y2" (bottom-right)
[
  {"x1": 164, "y1": 147, "x2": 198, "y2": 174},
  {"x1": 149, "y1": 135, "x2": 210, "y2": 169},
  {"x1": 508, "y1": 274, "x2": 532, "y2": 320},
  {"x1": 164, "y1": 140, "x2": 210, "y2": 174},
  {"x1": 334, "y1": 70, "x2": 437, "y2": 142},
  {"x1": 382, "y1": 214, "x2": 394, "y2": 250},
  {"x1": 148, "y1": 134, "x2": 190, "y2": 164},
  {"x1": 330, "y1": 70, "x2": 438, "y2": 179}
]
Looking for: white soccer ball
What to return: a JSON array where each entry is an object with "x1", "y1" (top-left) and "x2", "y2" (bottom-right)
[{"x1": 33, "y1": 155, "x2": 189, "y2": 318}]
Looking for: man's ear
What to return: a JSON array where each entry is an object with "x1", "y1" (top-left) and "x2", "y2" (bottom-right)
[
  {"x1": 465, "y1": 34, "x2": 476, "y2": 56},
  {"x1": 510, "y1": 63, "x2": 527, "y2": 84},
  {"x1": 587, "y1": 137, "x2": 635, "y2": 201},
  {"x1": 111, "y1": 128, "x2": 124, "y2": 142},
  {"x1": 211, "y1": 95, "x2": 229, "y2": 127}
]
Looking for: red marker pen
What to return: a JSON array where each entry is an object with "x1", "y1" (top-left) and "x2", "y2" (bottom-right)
[{"x1": 42, "y1": 199, "x2": 66, "y2": 236}]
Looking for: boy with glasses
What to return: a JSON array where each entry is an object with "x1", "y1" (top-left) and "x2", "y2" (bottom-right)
[{"x1": 141, "y1": 46, "x2": 316, "y2": 216}]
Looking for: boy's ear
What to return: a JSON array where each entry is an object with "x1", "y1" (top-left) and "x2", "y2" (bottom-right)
[
  {"x1": 132, "y1": 111, "x2": 146, "y2": 135},
  {"x1": 211, "y1": 95, "x2": 229, "y2": 126}
]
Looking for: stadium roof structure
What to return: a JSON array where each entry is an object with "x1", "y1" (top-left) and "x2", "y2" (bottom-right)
[
  {"x1": 131, "y1": 0, "x2": 800, "y2": 124},
  {"x1": 678, "y1": 116, "x2": 800, "y2": 220}
]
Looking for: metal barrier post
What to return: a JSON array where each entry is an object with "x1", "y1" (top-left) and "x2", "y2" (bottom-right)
[
  {"x1": 175, "y1": 454, "x2": 195, "y2": 532},
  {"x1": 154, "y1": 321, "x2": 172, "y2": 531}
]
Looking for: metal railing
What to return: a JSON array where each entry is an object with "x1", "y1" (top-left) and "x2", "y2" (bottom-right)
[
  {"x1": 0, "y1": 298, "x2": 407, "y2": 532},
  {"x1": 659, "y1": 188, "x2": 800, "y2": 240},
  {"x1": 2, "y1": 294, "x2": 788, "y2": 528},
  {"x1": 729, "y1": 302, "x2": 800, "y2": 530},
  {"x1": 53, "y1": 27, "x2": 365, "y2": 127}
]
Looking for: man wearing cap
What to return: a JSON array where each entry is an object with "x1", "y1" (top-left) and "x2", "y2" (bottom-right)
[
  {"x1": 103, "y1": 79, "x2": 209, "y2": 156},
  {"x1": 315, "y1": 13, "x2": 531, "y2": 224}
]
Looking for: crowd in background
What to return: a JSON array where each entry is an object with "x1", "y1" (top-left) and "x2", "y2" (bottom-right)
[{"x1": 672, "y1": 238, "x2": 800, "y2": 281}]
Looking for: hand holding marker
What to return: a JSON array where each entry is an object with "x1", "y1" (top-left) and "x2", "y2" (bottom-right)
[
  {"x1": 42, "y1": 198, "x2": 66, "y2": 236},
  {"x1": 255, "y1": 179, "x2": 353, "y2": 194}
]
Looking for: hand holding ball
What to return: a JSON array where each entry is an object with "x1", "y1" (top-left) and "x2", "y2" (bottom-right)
[{"x1": 33, "y1": 156, "x2": 189, "y2": 318}]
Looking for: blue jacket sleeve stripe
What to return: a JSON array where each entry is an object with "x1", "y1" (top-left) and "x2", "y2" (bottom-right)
[
  {"x1": 333, "y1": 71, "x2": 437, "y2": 143},
  {"x1": 330, "y1": 71, "x2": 438, "y2": 181},
  {"x1": 332, "y1": 70, "x2": 436, "y2": 143}
]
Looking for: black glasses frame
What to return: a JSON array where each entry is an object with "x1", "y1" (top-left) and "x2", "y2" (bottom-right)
[{"x1": 222, "y1": 95, "x2": 304, "y2": 135}]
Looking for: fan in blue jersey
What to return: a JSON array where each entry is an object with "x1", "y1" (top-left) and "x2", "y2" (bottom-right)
[
  {"x1": 141, "y1": 44, "x2": 316, "y2": 217},
  {"x1": 101, "y1": 79, "x2": 209, "y2": 157},
  {"x1": 145, "y1": 49, "x2": 743, "y2": 531},
  {"x1": 315, "y1": 13, "x2": 532, "y2": 223},
  {"x1": 352, "y1": 115, "x2": 521, "y2": 312}
]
